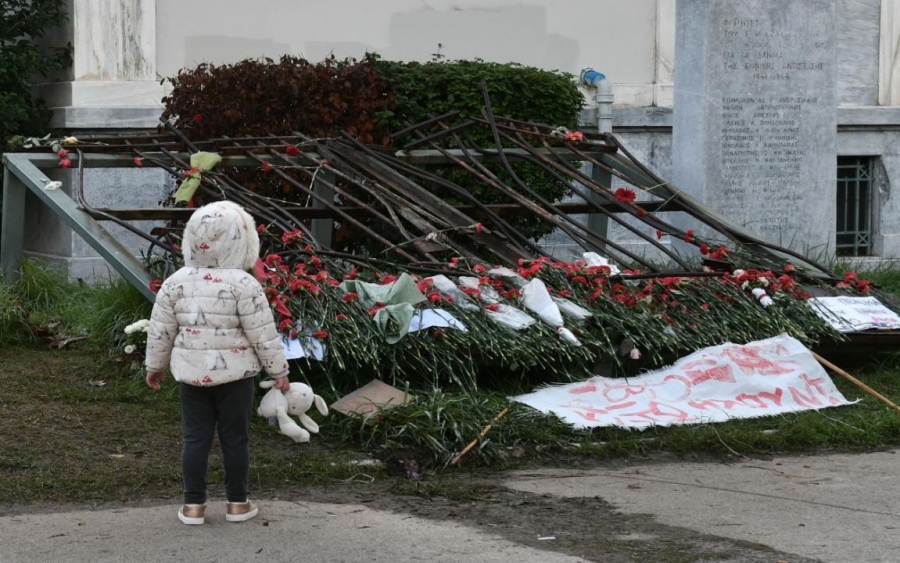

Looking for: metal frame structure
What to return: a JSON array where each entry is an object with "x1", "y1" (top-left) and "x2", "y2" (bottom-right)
[
  {"x1": 2, "y1": 107, "x2": 844, "y2": 305},
  {"x1": 1, "y1": 144, "x2": 615, "y2": 302}
]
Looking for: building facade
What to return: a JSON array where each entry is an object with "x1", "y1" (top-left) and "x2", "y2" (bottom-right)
[{"x1": 32, "y1": 0, "x2": 900, "y2": 276}]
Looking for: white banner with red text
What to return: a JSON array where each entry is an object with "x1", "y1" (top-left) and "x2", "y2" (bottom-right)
[{"x1": 512, "y1": 335, "x2": 857, "y2": 430}]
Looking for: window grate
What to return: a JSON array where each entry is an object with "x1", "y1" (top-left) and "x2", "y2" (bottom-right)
[{"x1": 836, "y1": 156, "x2": 874, "y2": 257}]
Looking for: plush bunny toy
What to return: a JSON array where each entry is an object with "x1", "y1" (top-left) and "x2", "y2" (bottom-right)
[{"x1": 258, "y1": 380, "x2": 328, "y2": 443}]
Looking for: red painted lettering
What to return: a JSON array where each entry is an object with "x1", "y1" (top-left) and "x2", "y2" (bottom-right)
[{"x1": 735, "y1": 387, "x2": 783, "y2": 408}]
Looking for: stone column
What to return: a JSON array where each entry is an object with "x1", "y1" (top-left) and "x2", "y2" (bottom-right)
[
  {"x1": 654, "y1": 0, "x2": 676, "y2": 107},
  {"x1": 672, "y1": 0, "x2": 837, "y2": 254},
  {"x1": 24, "y1": 0, "x2": 169, "y2": 282},
  {"x1": 42, "y1": 0, "x2": 164, "y2": 129},
  {"x1": 879, "y1": 0, "x2": 900, "y2": 106}
]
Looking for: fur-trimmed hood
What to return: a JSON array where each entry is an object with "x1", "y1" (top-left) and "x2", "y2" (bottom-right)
[{"x1": 182, "y1": 200, "x2": 260, "y2": 270}]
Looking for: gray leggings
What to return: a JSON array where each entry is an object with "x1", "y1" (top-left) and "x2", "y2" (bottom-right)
[{"x1": 180, "y1": 377, "x2": 255, "y2": 504}]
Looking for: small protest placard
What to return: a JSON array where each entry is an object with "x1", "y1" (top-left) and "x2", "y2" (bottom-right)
[{"x1": 807, "y1": 296, "x2": 900, "y2": 332}]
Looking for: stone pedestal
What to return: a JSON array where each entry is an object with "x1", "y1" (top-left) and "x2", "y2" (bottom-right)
[
  {"x1": 672, "y1": 0, "x2": 837, "y2": 254},
  {"x1": 27, "y1": 1, "x2": 167, "y2": 282},
  {"x1": 22, "y1": 168, "x2": 173, "y2": 282},
  {"x1": 45, "y1": 0, "x2": 164, "y2": 129}
]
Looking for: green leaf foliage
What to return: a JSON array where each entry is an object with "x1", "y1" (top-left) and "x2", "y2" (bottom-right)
[
  {"x1": 0, "y1": 0, "x2": 72, "y2": 145},
  {"x1": 375, "y1": 58, "x2": 583, "y2": 132},
  {"x1": 376, "y1": 58, "x2": 584, "y2": 242},
  {"x1": 1, "y1": 0, "x2": 72, "y2": 240}
]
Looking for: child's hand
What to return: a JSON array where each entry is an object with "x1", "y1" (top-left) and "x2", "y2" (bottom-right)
[
  {"x1": 145, "y1": 370, "x2": 166, "y2": 391},
  {"x1": 272, "y1": 376, "x2": 290, "y2": 392}
]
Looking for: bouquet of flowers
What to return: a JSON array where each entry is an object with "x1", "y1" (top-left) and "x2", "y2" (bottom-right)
[{"x1": 121, "y1": 319, "x2": 150, "y2": 359}]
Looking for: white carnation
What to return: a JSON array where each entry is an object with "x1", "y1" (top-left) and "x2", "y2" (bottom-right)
[
  {"x1": 124, "y1": 344, "x2": 137, "y2": 354},
  {"x1": 124, "y1": 319, "x2": 150, "y2": 334}
]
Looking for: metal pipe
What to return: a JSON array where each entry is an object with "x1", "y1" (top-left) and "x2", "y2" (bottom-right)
[
  {"x1": 579, "y1": 68, "x2": 614, "y2": 247},
  {"x1": 579, "y1": 68, "x2": 613, "y2": 134}
]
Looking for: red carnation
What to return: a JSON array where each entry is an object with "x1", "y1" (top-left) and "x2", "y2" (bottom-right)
[
  {"x1": 271, "y1": 295, "x2": 292, "y2": 318},
  {"x1": 709, "y1": 246, "x2": 730, "y2": 260},
  {"x1": 133, "y1": 156, "x2": 144, "y2": 167},
  {"x1": 614, "y1": 188, "x2": 637, "y2": 204},
  {"x1": 285, "y1": 145, "x2": 300, "y2": 156},
  {"x1": 311, "y1": 330, "x2": 328, "y2": 339},
  {"x1": 149, "y1": 278, "x2": 163, "y2": 293},
  {"x1": 281, "y1": 230, "x2": 304, "y2": 245}
]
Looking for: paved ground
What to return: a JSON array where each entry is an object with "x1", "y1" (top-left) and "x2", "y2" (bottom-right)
[
  {"x1": 2, "y1": 450, "x2": 900, "y2": 563},
  {"x1": 0, "y1": 499, "x2": 589, "y2": 563},
  {"x1": 505, "y1": 450, "x2": 900, "y2": 563}
]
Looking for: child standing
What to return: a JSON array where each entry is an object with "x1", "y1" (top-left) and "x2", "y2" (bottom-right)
[{"x1": 144, "y1": 200, "x2": 290, "y2": 525}]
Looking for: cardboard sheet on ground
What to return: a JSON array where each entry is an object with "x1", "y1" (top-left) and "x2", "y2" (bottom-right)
[
  {"x1": 330, "y1": 379, "x2": 414, "y2": 418},
  {"x1": 808, "y1": 296, "x2": 900, "y2": 332},
  {"x1": 511, "y1": 335, "x2": 858, "y2": 430}
]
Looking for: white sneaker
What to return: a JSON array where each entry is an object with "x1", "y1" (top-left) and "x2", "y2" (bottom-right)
[{"x1": 225, "y1": 500, "x2": 258, "y2": 523}]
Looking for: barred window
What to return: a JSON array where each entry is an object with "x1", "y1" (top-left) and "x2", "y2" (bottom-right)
[{"x1": 836, "y1": 156, "x2": 874, "y2": 257}]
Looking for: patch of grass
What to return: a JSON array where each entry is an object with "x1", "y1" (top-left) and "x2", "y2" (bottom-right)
[
  {"x1": 855, "y1": 262, "x2": 900, "y2": 295},
  {"x1": 0, "y1": 277, "x2": 28, "y2": 343},
  {"x1": 0, "y1": 345, "x2": 385, "y2": 506},
  {"x1": 0, "y1": 260, "x2": 152, "y2": 353},
  {"x1": 78, "y1": 275, "x2": 153, "y2": 349}
]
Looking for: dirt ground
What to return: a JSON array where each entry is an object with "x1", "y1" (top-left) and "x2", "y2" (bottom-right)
[{"x1": 294, "y1": 470, "x2": 820, "y2": 563}]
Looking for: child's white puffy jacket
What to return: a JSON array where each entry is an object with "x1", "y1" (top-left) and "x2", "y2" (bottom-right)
[{"x1": 145, "y1": 200, "x2": 289, "y2": 386}]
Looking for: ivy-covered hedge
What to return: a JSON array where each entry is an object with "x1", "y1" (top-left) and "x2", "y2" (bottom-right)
[
  {"x1": 375, "y1": 58, "x2": 584, "y2": 241},
  {"x1": 162, "y1": 54, "x2": 583, "y2": 148},
  {"x1": 161, "y1": 54, "x2": 584, "y2": 244},
  {"x1": 1, "y1": 0, "x2": 71, "y2": 146},
  {"x1": 375, "y1": 58, "x2": 583, "y2": 134}
]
